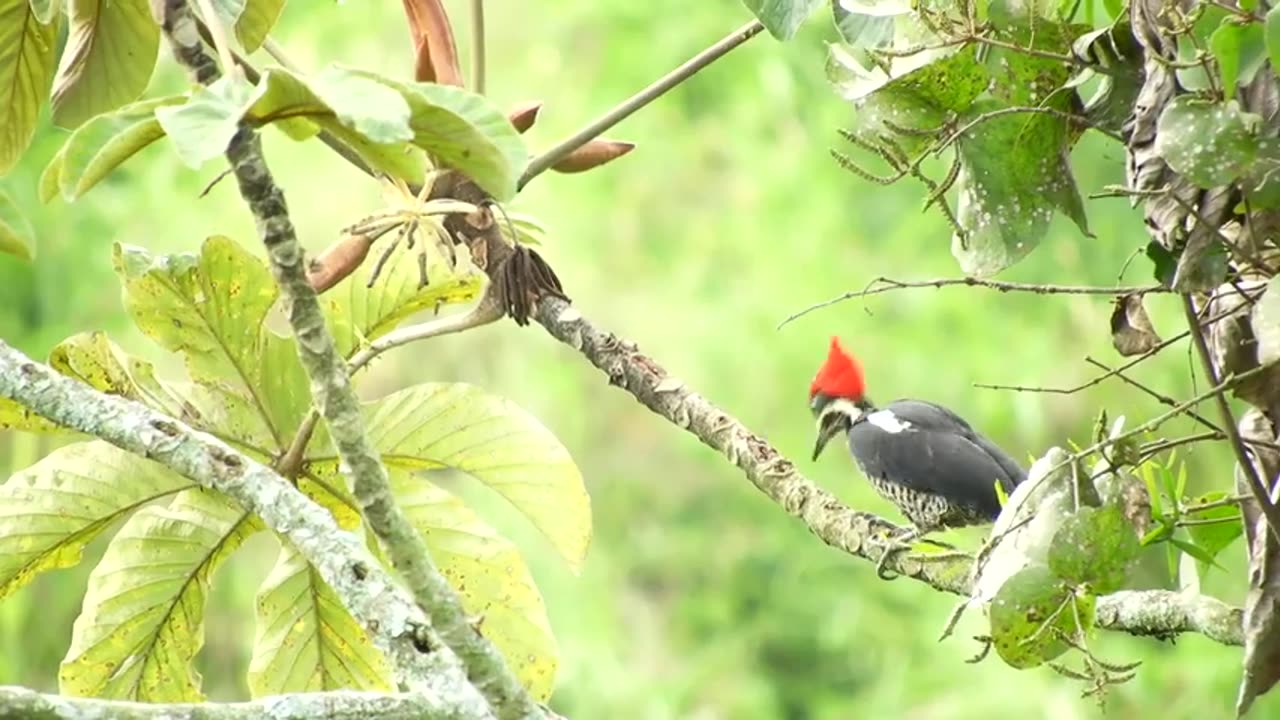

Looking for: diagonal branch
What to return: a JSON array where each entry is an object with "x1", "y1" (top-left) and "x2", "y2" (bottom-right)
[
  {"x1": 779, "y1": 276, "x2": 1168, "y2": 329},
  {"x1": 0, "y1": 343, "x2": 489, "y2": 716},
  {"x1": 1181, "y1": 294, "x2": 1280, "y2": 541},
  {"x1": 0, "y1": 686, "x2": 464, "y2": 720},
  {"x1": 159, "y1": 3, "x2": 542, "y2": 718},
  {"x1": 532, "y1": 295, "x2": 1244, "y2": 644}
]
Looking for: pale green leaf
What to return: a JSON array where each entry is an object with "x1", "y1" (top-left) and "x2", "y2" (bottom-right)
[
  {"x1": 61, "y1": 489, "x2": 259, "y2": 701},
  {"x1": 51, "y1": 0, "x2": 160, "y2": 129},
  {"x1": 0, "y1": 188, "x2": 36, "y2": 261},
  {"x1": 39, "y1": 144, "x2": 64, "y2": 203},
  {"x1": 831, "y1": 1, "x2": 900, "y2": 49},
  {"x1": 1253, "y1": 276, "x2": 1280, "y2": 365},
  {"x1": 249, "y1": 541, "x2": 394, "y2": 696},
  {"x1": 742, "y1": 0, "x2": 824, "y2": 40},
  {"x1": 156, "y1": 76, "x2": 260, "y2": 169},
  {"x1": 0, "y1": 441, "x2": 192, "y2": 600},
  {"x1": 322, "y1": 236, "x2": 483, "y2": 359},
  {"x1": 0, "y1": 0, "x2": 59, "y2": 173},
  {"x1": 390, "y1": 470, "x2": 558, "y2": 700},
  {"x1": 1047, "y1": 505, "x2": 1140, "y2": 593},
  {"x1": 1155, "y1": 96, "x2": 1260, "y2": 187},
  {"x1": 343, "y1": 69, "x2": 528, "y2": 201},
  {"x1": 29, "y1": 0, "x2": 62, "y2": 23},
  {"x1": 311, "y1": 383, "x2": 591, "y2": 571},
  {"x1": 51, "y1": 96, "x2": 184, "y2": 201},
  {"x1": 236, "y1": 0, "x2": 287, "y2": 53},
  {"x1": 111, "y1": 237, "x2": 312, "y2": 447}
]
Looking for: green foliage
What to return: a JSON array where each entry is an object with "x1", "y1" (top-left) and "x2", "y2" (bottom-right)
[
  {"x1": 0, "y1": 189, "x2": 35, "y2": 260},
  {"x1": 41, "y1": 96, "x2": 185, "y2": 202},
  {"x1": 60, "y1": 489, "x2": 261, "y2": 701},
  {"x1": 0, "y1": 0, "x2": 59, "y2": 174},
  {"x1": 0, "y1": 230, "x2": 586, "y2": 702},
  {"x1": 741, "y1": 0, "x2": 823, "y2": 40},
  {"x1": 51, "y1": 0, "x2": 159, "y2": 129},
  {"x1": 1256, "y1": 276, "x2": 1280, "y2": 365},
  {"x1": 989, "y1": 565, "x2": 1094, "y2": 669},
  {"x1": 207, "y1": 0, "x2": 288, "y2": 53},
  {"x1": 248, "y1": 541, "x2": 395, "y2": 696},
  {"x1": 1047, "y1": 505, "x2": 1139, "y2": 594}
]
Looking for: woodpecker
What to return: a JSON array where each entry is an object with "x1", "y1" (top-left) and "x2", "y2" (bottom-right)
[{"x1": 809, "y1": 337, "x2": 1026, "y2": 575}]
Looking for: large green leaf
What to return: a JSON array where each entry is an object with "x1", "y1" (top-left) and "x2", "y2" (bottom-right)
[
  {"x1": 742, "y1": 0, "x2": 824, "y2": 40},
  {"x1": 244, "y1": 64, "x2": 424, "y2": 181},
  {"x1": 390, "y1": 469, "x2": 558, "y2": 700},
  {"x1": 322, "y1": 236, "x2": 484, "y2": 359},
  {"x1": 60, "y1": 488, "x2": 259, "y2": 701},
  {"x1": 207, "y1": 0, "x2": 287, "y2": 52},
  {"x1": 51, "y1": 0, "x2": 160, "y2": 129},
  {"x1": 1155, "y1": 96, "x2": 1262, "y2": 187},
  {"x1": 989, "y1": 565, "x2": 1094, "y2": 669},
  {"x1": 248, "y1": 541, "x2": 394, "y2": 697},
  {"x1": 44, "y1": 95, "x2": 185, "y2": 202},
  {"x1": 344, "y1": 69, "x2": 528, "y2": 201},
  {"x1": 0, "y1": 0, "x2": 59, "y2": 173},
  {"x1": 310, "y1": 383, "x2": 591, "y2": 571},
  {"x1": 112, "y1": 237, "x2": 312, "y2": 448},
  {"x1": 0, "y1": 441, "x2": 192, "y2": 600},
  {"x1": 156, "y1": 76, "x2": 260, "y2": 168},
  {"x1": 0, "y1": 188, "x2": 35, "y2": 261}
]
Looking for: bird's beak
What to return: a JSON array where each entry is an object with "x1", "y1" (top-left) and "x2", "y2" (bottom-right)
[{"x1": 812, "y1": 416, "x2": 843, "y2": 461}]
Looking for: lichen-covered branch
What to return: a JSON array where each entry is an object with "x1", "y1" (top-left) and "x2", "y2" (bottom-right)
[
  {"x1": 158, "y1": 3, "x2": 541, "y2": 717},
  {"x1": 533, "y1": 295, "x2": 1245, "y2": 645},
  {"x1": 0, "y1": 686, "x2": 462, "y2": 720},
  {"x1": 0, "y1": 343, "x2": 489, "y2": 715}
]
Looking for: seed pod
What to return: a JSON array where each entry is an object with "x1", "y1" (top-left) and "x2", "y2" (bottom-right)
[
  {"x1": 551, "y1": 139, "x2": 636, "y2": 174},
  {"x1": 508, "y1": 101, "x2": 543, "y2": 133},
  {"x1": 308, "y1": 233, "x2": 375, "y2": 293}
]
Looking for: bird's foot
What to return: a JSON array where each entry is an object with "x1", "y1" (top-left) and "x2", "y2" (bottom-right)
[{"x1": 873, "y1": 529, "x2": 969, "y2": 580}]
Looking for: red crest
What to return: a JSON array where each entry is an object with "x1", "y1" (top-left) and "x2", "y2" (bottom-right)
[{"x1": 809, "y1": 336, "x2": 865, "y2": 400}]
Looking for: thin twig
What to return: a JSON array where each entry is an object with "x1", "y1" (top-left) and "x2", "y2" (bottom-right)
[
  {"x1": 778, "y1": 276, "x2": 1165, "y2": 329},
  {"x1": 261, "y1": 37, "x2": 305, "y2": 73},
  {"x1": 1180, "y1": 295, "x2": 1280, "y2": 541},
  {"x1": 192, "y1": 0, "x2": 238, "y2": 77},
  {"x1": 1085, "y1": 357, "x2": 1225, "y2": 435},
  {"x1": 517, "y1": 19, "x2": 765, "y2": 190},
  {"x1": 470, "y1": 0, "x2": 486, "y2": 94}
]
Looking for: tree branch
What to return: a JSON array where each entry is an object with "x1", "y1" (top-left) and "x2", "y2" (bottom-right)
[
  {"x1": 1181, "y1": 294, "x2": 1280, "y2": 541},
  {"x1": 0, "y1": 686, "x2": 464, "y2": 720},
  {"x1": 0, "y1": 343, "x2": 489, "y2": 716},
  {"x1": 532, "y1": 295, "x2": 1244, "y2": 643},
  {"x1": 516, "y1": 19, "x2": 764, "y2": 190},
  {"x1": 159, "y1": 3, "x2": 541, "y2": 717},
  {"x1": 778, "y1": 276, "x2": 1167, "y2": 329}
]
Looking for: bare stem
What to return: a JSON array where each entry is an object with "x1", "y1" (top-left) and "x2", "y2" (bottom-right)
[
  {"x1": 517, "y1": 19, "x2": 765, "y2": 190},
  {"x1": 470, "y1": 0, "x2": 486, "y2": 94},
  {"x1": 1180, "y1": 295, "x2": 1280, "y2": 541},
  {"x1": 779, "y1": 276, "x2": 1166, "y2": 329}
]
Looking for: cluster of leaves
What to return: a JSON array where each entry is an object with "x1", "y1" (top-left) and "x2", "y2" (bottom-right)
[{"x1": 0, "y1": 231, "x2": 591, "y2": 701}]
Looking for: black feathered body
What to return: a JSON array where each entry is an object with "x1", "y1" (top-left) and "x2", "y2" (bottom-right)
[{"x1": 846, "y1": 399, "x2": 1025, "y2": 531}]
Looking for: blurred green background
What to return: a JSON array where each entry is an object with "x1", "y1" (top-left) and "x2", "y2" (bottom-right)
[{"x1": 1, "y1": 1, "x2": 1273, "y2": 718}]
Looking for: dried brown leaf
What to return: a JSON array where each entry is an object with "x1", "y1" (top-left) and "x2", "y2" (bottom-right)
[
  {"x1": 1236, "y1": 409, "x2": 1280, "y2": 717},
  {"x1": 1111, "y1": 293, "x2": 1161, "y2": 357}
]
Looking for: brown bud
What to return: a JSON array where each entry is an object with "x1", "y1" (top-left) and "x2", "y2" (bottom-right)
[
  {"x1": 402, "y1": 0, "x2": 463, "y2": 86},
  {"x1": 507, "y1": 101, "x2": 544, "y2": 133},
  {"x1": 551, "y1": 139, "x2": 636, "y2": 174},
  {"x1": 307, "y1": 233, "x2": 375, "y2": 293}
]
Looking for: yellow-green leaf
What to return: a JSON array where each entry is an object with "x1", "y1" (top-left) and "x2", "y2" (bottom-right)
[
  {"x1": 0, "y1": 396, "x2": 62, "y2": 431},
  {"x1": 48, "y1": 331, "x2": 196, "y2": 421},
  {"x1": 0, "y1": 188, "x2": 35, "y2": 261},
  {"x1": 322, "y1": 235, "x2": 483, "y2": 358},
  {"x1": 51, "y1": 0, "x2": 160, "y2": 129},
  {"x1": 60, "y1": 489, "x2": 260, "y2": 701},
  {"x1": 47, "y1": 93, "x2": 182, "y2": 201},
  {"x1": 248, "y1": 541, "x2": 394, "y2": 697},
  {"x1": 0, "y1": 0, "x2": 59, "y2": 173},
  {"x1": 0, "y1": 441, "x2": 192, "y2": 600},
  {"x1": 313, "y1": 383, "x2": 591, "y2": 571},
  {"x1": 111, "y1": 237, "x2": 312, "y2": 448},
  {"x1": 390, "y1": 470, "x2": 559, "y2": 700}
]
